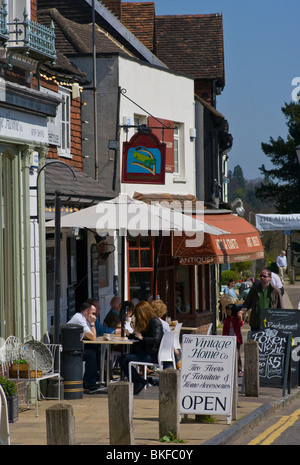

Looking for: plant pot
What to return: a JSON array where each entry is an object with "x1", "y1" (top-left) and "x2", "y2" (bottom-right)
[
  {"x1": 6, "y1": 395, "x2": 18, "y2": 423},
  {"x1": 9, "y1": 362, "x2": 30, "y2": 378}
]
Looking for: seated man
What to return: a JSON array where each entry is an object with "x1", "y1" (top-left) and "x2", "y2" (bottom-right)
[
  {"x1": 67, "y1": 302, "x2": 100, "y2": 393},
  {"x1": 87, "y1": 298, "x2": 116, "y2": 337},
  {"x1": 67, "y1": 302, "x2": 121, "y2": 393},
  {"x1": 103, "y1": 296, "x2": 122, "y2": 329}
]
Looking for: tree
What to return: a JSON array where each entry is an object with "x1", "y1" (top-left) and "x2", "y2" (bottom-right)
[{"x1": 255, "y1": 101, "x2": 300, "y2": 213}]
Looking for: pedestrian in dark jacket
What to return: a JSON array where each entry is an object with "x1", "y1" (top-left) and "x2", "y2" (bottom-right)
[
  {"x1": 120, "y1": 300, "x2": 163, "y2": 395},
  {"x1": 241, "y1": 268, "x2": 283, "y2": 331},
  {"x1": 223, "y1": 304, "x2": 243, "y2": 375}
]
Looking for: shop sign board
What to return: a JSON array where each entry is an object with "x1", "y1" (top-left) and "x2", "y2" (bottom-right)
[
  {"x1": 122, "y1": 132, "x2": 165, "y2": 184},
  {"x1": 180, "y1": 334, "x2": 236, "y2": 420}
]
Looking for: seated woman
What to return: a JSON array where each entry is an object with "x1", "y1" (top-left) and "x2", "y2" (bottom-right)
[
  {"x1": 151, "y1": 299, "x2": 170, "y2": 333},
  {"x1": 224, "y1": 279, "x2": 238, "y2": 299},
  {"x1": 120, "y1": 300, "x2": 163, "y2": 395}
]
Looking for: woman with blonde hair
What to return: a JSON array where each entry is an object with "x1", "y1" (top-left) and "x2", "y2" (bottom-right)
[
  {"x1": 120, "y1": 300, "x2": 163, "y2": 395},
  {"x1": 151, "y1": 299, "x2": 170, "y2": 333}
]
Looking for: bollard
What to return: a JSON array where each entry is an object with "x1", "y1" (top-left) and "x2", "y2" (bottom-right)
[
  {"x1": 46, "y1": 403, "x2": 75, "y2": 445},
  {"x1": 244, "y1": 340, "x2": 259, "y2": 397},
  {"x1": 107, "y1": 382, "x2": 134, "y2": 445},
  {"x1": 159, "y1": 368, "x2": 180, "y2": 439}
]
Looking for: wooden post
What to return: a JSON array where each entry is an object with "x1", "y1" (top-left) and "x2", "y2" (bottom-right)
[
  {"x1": 107, "y1": 382, "x2": 134, "y2": 445},
  {"x1": 244, "y1": 340, "x2": 259, "y2": 397},
  {"x1": 46, "y1": 403, "x2": 75, "y2": 445},
  {"x1": 231, "y1": 350, "x2": 238, "y2": 422},
  {"x1": 159, "y1": 368, "x2": 180, "y2": 439}
]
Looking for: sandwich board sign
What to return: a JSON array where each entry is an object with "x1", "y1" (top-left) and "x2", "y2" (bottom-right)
[{"x1": 180, "y1": 334, "x2": 236, "y2": 423}]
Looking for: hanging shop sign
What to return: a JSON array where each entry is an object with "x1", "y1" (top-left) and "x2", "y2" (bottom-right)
[{"x1": 122, "y1": 132, "x2": 166, "y2": 184}]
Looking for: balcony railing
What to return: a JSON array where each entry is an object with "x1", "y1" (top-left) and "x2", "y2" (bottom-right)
[
  {"x1": 0, "y1": 0, "x2": 9, "y2": 44},
  {"x1": 7, "y1": 6, "x2": 56, "y2": 63}
]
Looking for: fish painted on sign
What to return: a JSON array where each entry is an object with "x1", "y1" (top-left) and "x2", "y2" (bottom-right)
[{"x1": 131, "y1": 146, "x2": 157, "y2": 174}]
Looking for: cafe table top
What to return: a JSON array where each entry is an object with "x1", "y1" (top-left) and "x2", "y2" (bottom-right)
[{"x1": 83, "y1": 336, "x2": 134, "y2": 345}]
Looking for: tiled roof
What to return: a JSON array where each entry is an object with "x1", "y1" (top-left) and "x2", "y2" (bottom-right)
[
  {"x1": 38, "y1": 8, "x2": 133, "y2": 57},
  {"x1": 45, "y1": 160, "x2": 115, "y2": 202},
  {"x1": 155, "y1": 14, "x2": 224, "y2": 83},
  {"x1": 121, "y1": 2, "x2": 156, "y2": 52}
]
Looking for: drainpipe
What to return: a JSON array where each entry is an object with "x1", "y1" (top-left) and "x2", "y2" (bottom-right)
[{"x1": 92, "y1": 0, "x2": 98, "y2": 180}]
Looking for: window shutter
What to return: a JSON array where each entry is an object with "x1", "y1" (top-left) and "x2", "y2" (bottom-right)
[{"x1": 148, "y1": 116, "x2": 174, "y2": 172}]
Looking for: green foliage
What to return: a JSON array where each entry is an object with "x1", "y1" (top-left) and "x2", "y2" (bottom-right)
[
  {"x1": 221, "y1": 270, "x2": 239, "y2": 284},
  {"x1": 255, "y1": 101, "x2": 300, "y2": 213},
  {"x1": 230, "y1": 261, "x2": 253, "y2": 274},
  {"x1": 159, "y1": 431, "x2": 185, "y2": 443},
  {"x1": 0, "y1": 376, "x2": 17, "y2": 397}
]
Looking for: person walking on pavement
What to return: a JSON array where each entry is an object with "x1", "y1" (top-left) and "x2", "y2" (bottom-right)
[
  {"x1": 223, "y1": 304, "x2": 244, "y2": 376},
  {"x1": 268, "y1": 269, "x2": 285, "y2": 295},
  {"x1": 241, "y1": 268, "x2": 283, "y2": 331},
  {"x1": 276, "y1": 250, "x2": 287, "y2": 285}
]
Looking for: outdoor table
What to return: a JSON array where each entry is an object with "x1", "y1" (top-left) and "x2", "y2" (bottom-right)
[{"x1": 83, "y1": 336, "x2": 134, "y2": 387}]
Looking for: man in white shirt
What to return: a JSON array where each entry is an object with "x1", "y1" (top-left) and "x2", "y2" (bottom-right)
[
  {"x1": 276, "y1": 250, "x2": 287, "y2": 285},
  {"x1": 270, "y1": 271, "x2": 284, "y2": 295},
  {"x1": 67, "y1": 302, "x2": 99, "y2": 392},
  {"x1": 68, "y1": 302, "x2": 97, "y2": 341}
]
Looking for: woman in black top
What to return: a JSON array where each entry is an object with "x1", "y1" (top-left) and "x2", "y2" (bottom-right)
[{"x1": 120, "y1": 300, "x2": 163, "y2": 395}]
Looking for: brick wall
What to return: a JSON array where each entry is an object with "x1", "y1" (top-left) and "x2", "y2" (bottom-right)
[
  {"x1": 195, "y1": 79, "x2": 213, "y2": 106},
  {"x1": 31, "y1": 0, "x2": 37, "y2": 21},
  {"x1": 40, "y1": 75, "x2": 83, "y2": 171}
]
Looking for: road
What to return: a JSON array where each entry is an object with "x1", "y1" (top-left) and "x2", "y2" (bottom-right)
[{"x1": 231, "y1": 397, "x2": 300, "y2": 445}]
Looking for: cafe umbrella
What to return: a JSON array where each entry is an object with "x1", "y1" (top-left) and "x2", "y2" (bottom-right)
[{"x1": 46, "y1": 192, "x2": 228, "y2": 307}]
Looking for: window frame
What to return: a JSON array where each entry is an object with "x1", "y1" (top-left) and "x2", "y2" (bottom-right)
[{"x1": 57, "y1": 86, "x2": 72, "y2": 158}]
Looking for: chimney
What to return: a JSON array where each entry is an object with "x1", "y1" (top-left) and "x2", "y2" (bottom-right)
[{"x1": 101, "y1": 0, "x2": 122, "y2": 19}]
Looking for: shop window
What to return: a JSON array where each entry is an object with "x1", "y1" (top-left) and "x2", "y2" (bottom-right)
[
  {"x1": 128, "y1": 235, "x2": 154, "y2": 301},
  {"x1": 175, "y1": 266, "x2": 191, "y2": 314},
  {"x1": 128, "y1": 235, "x2": 152, "y2": 269}
]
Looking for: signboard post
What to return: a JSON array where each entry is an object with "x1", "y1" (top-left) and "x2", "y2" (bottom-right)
[{"x1": 180, "y1": 334, "x2": 237, "y2": 424}]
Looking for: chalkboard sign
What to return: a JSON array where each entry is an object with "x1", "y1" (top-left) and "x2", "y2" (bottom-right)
[
  {"x1": 180, "y1": 335, "x2": 236, "y2": 419},
  {"x1": 260, "y1": 309, "x2": 300, "y2": 387},
  {"x1": 251, "y1": 328, "x2": 287, "y2": 387}
]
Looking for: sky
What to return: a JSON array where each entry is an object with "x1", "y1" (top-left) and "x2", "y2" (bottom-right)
[{"x1": 135, "y1": 0, "x2": 300, "y2": 180}]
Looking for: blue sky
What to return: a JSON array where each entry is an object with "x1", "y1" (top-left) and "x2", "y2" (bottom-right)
[{"x1": 136, "y1": 0, "x2": 300, "y2": 180}]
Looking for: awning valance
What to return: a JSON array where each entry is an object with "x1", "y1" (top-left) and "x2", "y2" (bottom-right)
[{"x1": 172, "y1": 213, "x2": 264, "y2": 265}]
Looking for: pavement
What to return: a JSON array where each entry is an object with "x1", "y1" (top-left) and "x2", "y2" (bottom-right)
[{"x1": 6, "y1": 277, "x2": 300, "y2": 447}]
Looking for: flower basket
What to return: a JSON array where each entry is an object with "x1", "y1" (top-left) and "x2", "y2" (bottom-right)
[{"x1": 9, "y1": 360, "x2": 43, "y2": 378}]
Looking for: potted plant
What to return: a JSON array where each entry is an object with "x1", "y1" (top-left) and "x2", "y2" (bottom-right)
[
  {"x1": 0, "y1": 375, "x2": 18, "y2": 423},
  {"x1": 9, "y1": 359, "x2": 30, "y2": 378}
]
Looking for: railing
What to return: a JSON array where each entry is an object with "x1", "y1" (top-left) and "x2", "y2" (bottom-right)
[
  {"x1": 0, "y1": 0, "x2": 9, "y2": 43},
  {"x1": 7, "y1": 6, "x2": 56, "y2": 62}
]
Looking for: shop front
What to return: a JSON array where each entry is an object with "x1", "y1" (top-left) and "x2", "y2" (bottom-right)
[{"x1": 172, "y1": 210, "x2": 265, "y2": 330}]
